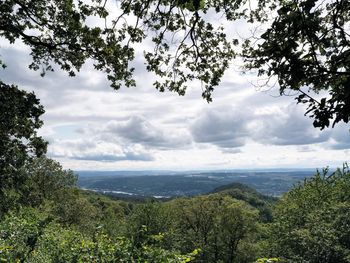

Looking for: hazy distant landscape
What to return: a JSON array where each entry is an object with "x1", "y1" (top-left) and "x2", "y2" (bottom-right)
[{"x1": 77, "y1": 169, "x2": 316, "y2": 198}]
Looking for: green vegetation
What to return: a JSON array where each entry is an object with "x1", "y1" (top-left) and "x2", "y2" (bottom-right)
[
  {"x1": 1, "y1": 0, "x2": 350, "y2": 262},
  {"x1": 1, "y1": 149, "x2": 349, "y2": 262},
  {"x1": 0, "y1": 82, "x2": 47, "y2": 215},
  {"x1": 267, "y1": 166, "x2": 350, "y2": 263}
]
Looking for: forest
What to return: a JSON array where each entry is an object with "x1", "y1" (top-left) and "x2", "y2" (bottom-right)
[
  {"x1": 1, "y1": 0, "x2": 350, "y2": 262},
  {"x1": 0, "y1": 156, "x2": 349, "y2": 262}
]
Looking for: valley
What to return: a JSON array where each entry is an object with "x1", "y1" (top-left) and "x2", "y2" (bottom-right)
[{"x1": 77, "y1": 169, "x2": 316, "y2": 198}]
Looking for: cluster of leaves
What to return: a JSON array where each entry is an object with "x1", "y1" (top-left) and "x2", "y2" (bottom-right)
[
  {"x1": 126, "y1": 194, "x2": 263, "y2": 263},
  {"x1": 171, "y1": 195, "x2": 260, "y2": 262},
  {"x1": 0, "y1": 0, "x2": 136, "y2": 88},
  {"x1": 137, "y1": 0, "x2": 239, "y2": 101},
  {"x1": 244, "y1": 0, "x2": 350, "y2": 129},
  {"x1": 0, "y1": 0, "x2": 243, "y2": 100},
  {"x1": 0, "y1": 208, "x2": 197, "y2": 262}
]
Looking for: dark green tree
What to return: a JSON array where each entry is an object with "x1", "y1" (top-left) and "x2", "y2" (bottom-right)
[
  {"x1": 0, "y1": 0, "x2": 236, "y2": 96},
  {"x1": 20, "y1": 157, "x2": 77, "y2": 206},
  {"x1": 126, "y1": 201, "x2": 173, "y2": 250},
  {"x1": 0, "y1": 82, "x2": 47, "y2": 214},
  {"x1": 268, "y1": 166, "x2": 350, "y2": 262}
]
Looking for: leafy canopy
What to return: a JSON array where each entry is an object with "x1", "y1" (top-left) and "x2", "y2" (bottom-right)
[
  {"x1": 244, "y1": 0, "x2": 350, "y2": 129},
  {"x1": 1, "y1": 0, "x2": 349, "y2": 128},
  {"x1": 0, "y1": 0, "x2": 239, "y2": 98}
]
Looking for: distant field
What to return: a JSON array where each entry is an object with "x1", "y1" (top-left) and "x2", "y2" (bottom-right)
[{"x1": 77, "y1": 170, "x2": 316, "y2": 198}]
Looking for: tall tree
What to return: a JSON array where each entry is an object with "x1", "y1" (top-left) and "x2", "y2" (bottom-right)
[
  {"x1": 0, "y1": 82, "x2": 47, "y2": 214},
  {"x1": 170, "y1": 194, "x2": 258, "y2": 262}
]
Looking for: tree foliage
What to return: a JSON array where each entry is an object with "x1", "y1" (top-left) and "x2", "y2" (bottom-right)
[
  {"x1": 167, "y1": 194, "x2": 260, "y2": 262},
  {"x1": 0, "y1": 0, "x2": 238, "y2": 99},
  {"x1": 268, "y1": 166, "x2": 350, "y2": 262},
  {"x1": 20, "y1": 157, "x2": 77, "y2": 207},
  {"x1": 0, "y1": 0, "x2": 135, "y2": 88},
  {"x1": 0, "y1": 207, "x2": 197, "y2": 262},
  {"x1": 244, "y1": 0, "x2": 350, "y2": 129},
  {"x1": 1, "y1": 0, "x2": 349, "y2": 128},
  {"x1": 0, "y1": 82, "x2": 47, "y2": 215}
]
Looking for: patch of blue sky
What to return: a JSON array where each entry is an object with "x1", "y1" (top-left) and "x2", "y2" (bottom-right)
[{"x1": 53, "y1": 124, "x2": 82, "y2": 140}]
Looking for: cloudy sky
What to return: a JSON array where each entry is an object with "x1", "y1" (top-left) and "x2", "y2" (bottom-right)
[{"x1": 1, "y1": 4, "x2": 349, "y2": 171}]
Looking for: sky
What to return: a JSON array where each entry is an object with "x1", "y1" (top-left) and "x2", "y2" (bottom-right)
[{"x1": 1, "y1": 3, "x2": 349, "y2": 171}]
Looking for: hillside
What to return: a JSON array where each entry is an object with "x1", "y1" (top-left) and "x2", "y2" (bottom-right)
[{"x1": 209, "y1": 182, "x2": 277, "y2": 222}]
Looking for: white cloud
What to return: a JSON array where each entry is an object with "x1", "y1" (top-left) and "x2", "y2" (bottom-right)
[
  {"x1": 190, "y1": 106, "x2": 251, "y2": 149},
  {"x1": 100, "y1": 116, "x2": 192, "y2": 149},
  {"x1": 49, "y1": 139, "x2": 154, "y2": 162},
  {"x1": 326, "y1": 124, "x2": 350, "y2": 150},
  {"x1": 252, "y1": 104, "x2": 331, "y2": 146}
]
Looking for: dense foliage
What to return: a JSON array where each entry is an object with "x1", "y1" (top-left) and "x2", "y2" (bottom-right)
[
  {"x1": 0, "y1": 82, "x2": 47, "y2": 215},
  {"x1": 1, "y1": 154, "x2": 349, "y2": 262},
  {"x1": 267, "y1": 166, "x2": 350, "y2": 263},
  {"x1": 244, "y1": 0, "x2": 350, "y2": 129}
]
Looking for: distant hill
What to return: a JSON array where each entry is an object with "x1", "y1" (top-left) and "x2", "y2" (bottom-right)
[
  {"x1": 211, "y1": 182, "x2": 277, "y2": 202},
  {"x1": 210, "y1": 182, "x2": 277, "y2": 222},
  {"x1": 84, "y1": 180, "x2": 278, "y2": 223}
]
